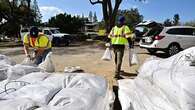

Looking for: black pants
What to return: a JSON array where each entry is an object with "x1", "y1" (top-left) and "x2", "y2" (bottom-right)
[{"x1": 113, "y1": 45, "x2": 125, "y2": 75}]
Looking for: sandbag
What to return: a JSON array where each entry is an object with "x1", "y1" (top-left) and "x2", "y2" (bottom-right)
[
  {"x1": 0, "y1": 54, "x2": 16, "y2": 65},
  {"x1": 0, "y1": 64, "x2": 11, "y2": 81},
  {"x1": 118, "y1": 47, "x2": 195, "y2": 110},
  {"x1": 43, "y1": 73, "x2": 64, "y2": 89},
  {"x1": 47, "y1": 73, "x2": 113, "y2": 110},
  {"x1": 130, "y1": 49, "x2": 139, "y2": 65},
  {"x1": 0, "y1": 72, "x2": 51, "y2": 98},
  {"x1": 38, "y1": 52, "x2": 55, "y2": 73},
  {"x1": 3, "y1": 82, "x2": 61, "y2": 105},
  {"x1": 0, "y1": 54, "x2": 15, "y2": 81},
  {"x1": 7, "y1": 64, "x2": 42, "y2": 81},
  {"x1": 0, "y1": 72, "x2": 114, "y2": 110},
  {"x1": 101, "y1": 48, "x2": 112, "y2": 61},
  {"x1": 0, "y1": 98, "x2": 40, "y2": 110},
  {"x1": 18, "y1": 72, "x2": 51, "y2": 84},
  {"x1": 21, "y1": 57, "x2": 34, "y2": 66}
]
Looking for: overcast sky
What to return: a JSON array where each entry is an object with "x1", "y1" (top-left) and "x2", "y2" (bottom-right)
[{"x1": 38, "y1": 0, "x2": 195, "y2": 23}]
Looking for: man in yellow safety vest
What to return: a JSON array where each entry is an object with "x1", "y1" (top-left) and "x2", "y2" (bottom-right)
[
  {"x1": 107, "y1": 16, "x2": 134, "y2": 79},
  {"x1": 23, "y1": 26, "x2": 52, "y2": 65}
]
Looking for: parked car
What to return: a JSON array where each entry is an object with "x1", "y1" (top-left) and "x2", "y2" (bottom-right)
[
  {"x1": 139, "y1": 26, "x2": 195, "y2": 56},
  {"x1": 135, "y1": 21, "x2": 162, "y2": 42},
  {"x1": 42, "y1": 28, "x2": 72, "y2": 46},
  {"x1": 20, "y1": 27, "x2": 72, "y2": 46}
]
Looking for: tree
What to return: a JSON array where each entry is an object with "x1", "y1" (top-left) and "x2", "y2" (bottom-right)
[
  {"x1": 93, "y1": 12, "x2": 98, "y2": 22},
  {"x1": 173, "y1": 14, "x2": 180, "y2": 26},
  {"x1": 117, "y1": 8, "x2": 143, "y2": 30},
  {"x1": 184, "y1": 20, "x2": 195, "y2": 27},
  {"x1": 0, "y1": 0, "x2": 42, "y2": 38},
  {"x1": 163, "y1": 19, "x2": 173, "y2": 26},
  {"x1": 47, "y1": 13, "x2": 85, "y2": 34},
  {"x1": 89, "y1": 0, "x2": 144, "y2": 33},
  {"x1": 88, "y1": 11, "x2": 93, "y2": 22}
]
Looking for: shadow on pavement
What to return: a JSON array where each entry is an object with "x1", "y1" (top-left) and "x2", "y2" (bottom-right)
[
  {"x1": 113, "y1": 86, "x2": 122, "y2": 110},
  {"x1": 137, "y1": 51, "x2": 170, "y2": 59},
  {"x1": 121, "y1": 72, "x2": 137, "y2": 78},
  {"x1": 155, "y1": 52, "x2": 169, "y2": 58}
]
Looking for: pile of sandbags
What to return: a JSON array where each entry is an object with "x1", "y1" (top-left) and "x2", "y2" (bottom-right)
[
  {"x1": 0, "y1": 54, "x2": 16, "y2": 81},
  {"x1": 0, "y1": 71, "x2": 114, "y2": 110},
  {"x1": 118, "y1": 47, "x2": 195, "y2": 110},
  {"x1": 0, "y1": 54, "x2": 114, "y2": 110}
]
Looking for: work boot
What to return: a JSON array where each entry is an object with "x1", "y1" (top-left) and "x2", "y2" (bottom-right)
[{"x1": 114, "y1": 73, "x2": 123, "y2": 80}]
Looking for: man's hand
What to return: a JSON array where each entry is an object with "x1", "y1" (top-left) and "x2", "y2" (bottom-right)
[
  {"x1": 26, "y1": 54, "x2": 31, "y2": 58},
  {"x1": 105, "y1": 43, "x2": 111, "y2": 47},
  {"x1": 26, "y1": 54, "x2": 35, "y2": 61}
]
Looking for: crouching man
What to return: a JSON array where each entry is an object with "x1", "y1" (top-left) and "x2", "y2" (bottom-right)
[{"x1": 23, "y1": 26, "x2": 52, "y2": 65}]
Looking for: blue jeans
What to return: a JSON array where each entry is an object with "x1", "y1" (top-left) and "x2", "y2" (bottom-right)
[{"x1": 34, "y1": 48, "x2": 52, "y2": 65}]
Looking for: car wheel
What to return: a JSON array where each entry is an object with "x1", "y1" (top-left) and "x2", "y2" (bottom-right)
[
  {"x1": 52, "y1": 38, "x2": 61, "y2": 47},
  {"x1": 147, "y1": 49, "x2": 157, "y2": 54},
  {"x1": 64, "y1": 40, "x2": 70, "y2": 46},
  {"x1": 168, "y1": 44, "x2": 180, "y2": 56}
]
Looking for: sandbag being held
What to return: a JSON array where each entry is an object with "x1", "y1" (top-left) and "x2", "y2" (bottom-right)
[
  {"x1": 101, "y1": 48, "x2": 112, "y2": 61},
  {"x1": 38, "y1": 52, "x2": 55, "y2": 73}
]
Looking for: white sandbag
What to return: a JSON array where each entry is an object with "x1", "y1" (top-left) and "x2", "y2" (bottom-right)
[
  {"x1": 7, "y1": 64, "x2": 42, "y2": 81},
  {"x1": 47, "y1": 73, "x2": 113, "y2": 110},
  {"x1": 101, "y1": 48, "x2": 112, "y2": 61},
  {"x1": 49, "y1": 88, "x2": 103, "y2": 110},
  {"x1": 43, "y1": 73, "x2": 64, "y2": 89},
  {"x1": 118, "y1": 47, "x2": 195, "y2": 110},
  {"x1": 63, "y1": 73, "x2": 107, "y2": 95},
  {"x1": 180, "y1": 75, "x2": 195, "y2": 110},
  {"x1": 0, "y1": 64, "x2": 11, "y2": 81},
  {"x1": 129, "y1": 48, "x2": 133, "y2": 66},
  {"x1": 0, "y1": 98, "x2": 40, "y2": 110},
  {"x1": 118, "y1": 78, "x2": 177, "y2": 110},
  {"x1": 18, "y1": 72, "x2": 51, "y2": 84},
  {"x1": 0, "y1": 54, "x2": 15, "y2": 81},
  {"x1": 38, "y1": 52, "x2": 55, "y2": 73},
  {"x1": 0, "y1": 54, "x2": 16, "y2": 65},
  {"x1": 130, "y1": 49, "x2": 139, "y2": 65},
  {"x1": 21, "y1": 57, "x2": 34, "y2": 66},
  {"x1": 3, "y1": 82, "x2": 61, "y2": 105},
  {"x1": 0, "y1": 72, "x2": 51, "y2": 98}
]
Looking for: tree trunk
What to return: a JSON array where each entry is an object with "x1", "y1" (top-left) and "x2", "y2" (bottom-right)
[{"x1": 89, "y1": 0, "x2": 122, "y2": 33}]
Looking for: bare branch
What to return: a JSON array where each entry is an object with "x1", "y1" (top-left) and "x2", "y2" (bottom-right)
[
  {"x1": 89, "y1": 0, "x2": 103, "y2": 5},
  {"x1": 107, "y1": 0, "x2": 112, "y2": 16}
]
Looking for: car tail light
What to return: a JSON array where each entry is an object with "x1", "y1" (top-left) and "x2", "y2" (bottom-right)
[{"x1": 155, "y1": 35, "x2": 165, "y2": 40}]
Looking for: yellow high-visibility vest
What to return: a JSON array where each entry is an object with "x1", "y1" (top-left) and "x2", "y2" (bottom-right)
[
  {"x1": 108, "y1": 25, "x2": 132, "y2": 45},
  {"x1": 23, "y1": 33, "x2": 52, "y2": 49}
]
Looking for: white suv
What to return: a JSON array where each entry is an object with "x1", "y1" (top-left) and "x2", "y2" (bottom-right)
[{"x1": 139, "y1": 26, "x2": 195, "y2": 56}]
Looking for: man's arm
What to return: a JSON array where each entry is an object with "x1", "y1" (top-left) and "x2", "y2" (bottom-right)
[
  {"x1": 24, "y1": 45, "x2": 30, "y2": 57},
  {"x1": 124, "y1": 26, "x2": 134, "y2": 48},
  {"x1": 23, "y1": 33, "x2": 30, "y2": 57}
]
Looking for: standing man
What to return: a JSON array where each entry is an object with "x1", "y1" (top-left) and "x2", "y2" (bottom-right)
[
  {"x1": 107, "y1": 16, "x2": 133, "y2": 79},
  {"x1": 23, "y1": 26, "x2": 52, "y2": 65}
]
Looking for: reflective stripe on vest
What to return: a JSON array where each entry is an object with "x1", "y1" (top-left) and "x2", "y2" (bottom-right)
[{"x1": 27, "y1": 34, "x2": 49, "y2": 48}]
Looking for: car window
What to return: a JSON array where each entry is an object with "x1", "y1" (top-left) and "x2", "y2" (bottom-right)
[
  {"x1": 51, "y1": 29, "x2": 60, "y2": 34},
  {"x1": 183, "y1": 28, "x2": 194, "y2": 35},
  {"x1": 144, "y1": 27, "x2": 163, "y2": 36},
  {"x1": 167, "y1": 28, "x2": 194, "y2": 35},
  {"x1": 44, "y1": 30, "x2": 51, "y2": 35},
  {"x1": 166, "y1": 28, "x2": 181, "y2": 35},
  {"x1": 21, "y1": 29, "x2": 29, "y2": 32}
]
